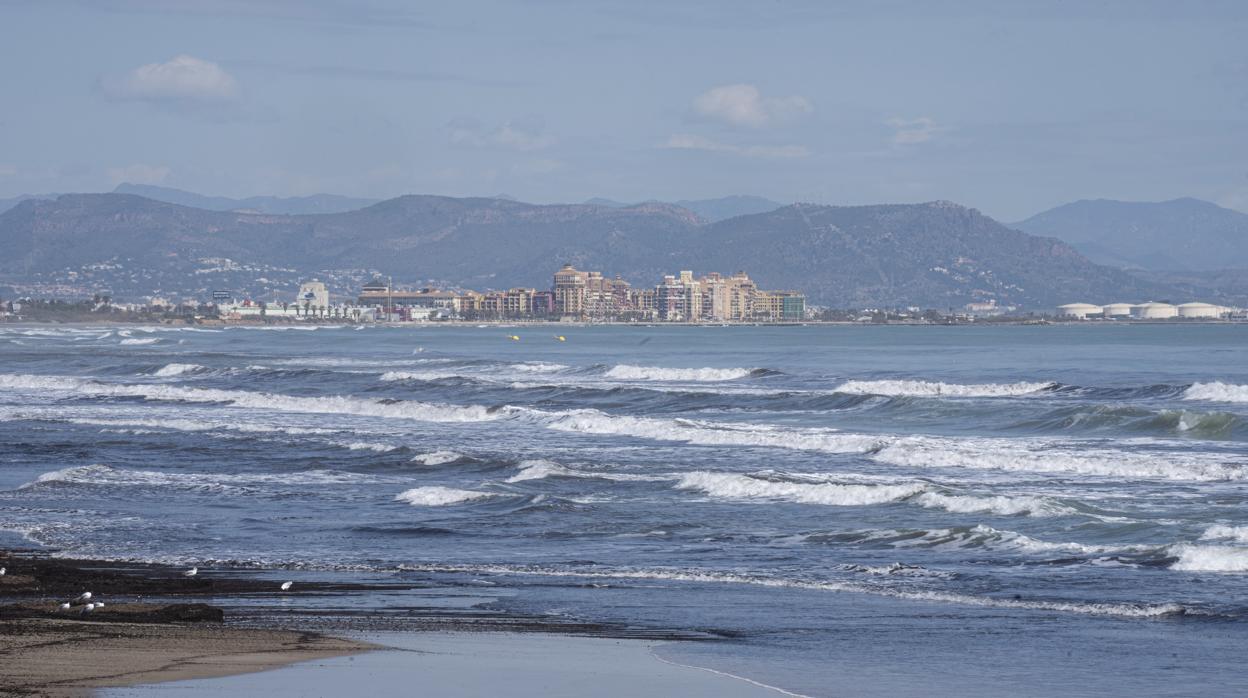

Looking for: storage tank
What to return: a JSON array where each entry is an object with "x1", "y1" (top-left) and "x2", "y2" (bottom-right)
[
  {"x1": 1177, "y1": 302, "x2": 1222, "y2": 319},
  {"x1": 1056, "y1": 303, "x2": 1103, "y2": 319},
  {"x1": 1101, "y1": 303, "x2": 1134, "y2": 318},
  {"x1": 1131, "y1": 302, "x2": 1177, "y2": 319}
]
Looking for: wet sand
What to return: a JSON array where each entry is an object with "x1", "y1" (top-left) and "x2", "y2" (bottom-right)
[
  {"x1": 0, "y1": 619, "x2": 373, "y2": 697},
  {"x1": 0, "y1": 551, "x2": 376, "y2": 696},
  {"x1": 1, "y1": 550, "x2": 758, "y2": 696}
]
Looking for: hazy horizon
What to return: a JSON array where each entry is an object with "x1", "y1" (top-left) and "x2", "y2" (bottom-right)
[{"x1": 2, "y1": 0, "x2": 1247, "y2": 220}]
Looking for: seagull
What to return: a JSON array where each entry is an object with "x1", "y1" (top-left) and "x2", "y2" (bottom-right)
[
  {"x1": 183, "y1": 566, "x2": 198, "y2": 577},
  {"x1": 0, "y1": 566, "x2": 6, "y2": 576},
  {"x1": 80, "y1": 603, "x2": 96, "y2": 615},
  {"x1": 93, "y1": 602, "x2": 105, "y2": 608},
  {"x1": 72, "y1": 591, "x2": 92, "y2": 605},
  {"x1": 280, "y1": 581, "x2": 293, "y2": 591},
  {"x1": 58, "y1": 602, "x2": 71, "y2": 612}
]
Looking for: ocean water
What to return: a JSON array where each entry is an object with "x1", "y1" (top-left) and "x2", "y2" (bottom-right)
[{"x1": 3, "y1": 323, "x2": 1248, "y2": 695}]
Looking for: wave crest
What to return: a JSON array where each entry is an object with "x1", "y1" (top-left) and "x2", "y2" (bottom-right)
[{"x1": 835, "y1": 379, "x2": 1056, "y2": 397}]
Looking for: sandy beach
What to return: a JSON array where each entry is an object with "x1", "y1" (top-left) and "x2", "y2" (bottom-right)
[{"x1": 0, "y1": 550, "x2": 781, "y2": 697}]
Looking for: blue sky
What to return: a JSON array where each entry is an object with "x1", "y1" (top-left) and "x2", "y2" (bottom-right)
[{"x1": 1, "y1": 0, "x2": 1246, "y2": 220}]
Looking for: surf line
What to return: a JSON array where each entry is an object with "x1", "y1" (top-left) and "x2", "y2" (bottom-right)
[{"x1": 647, "y1": 645, "x2": 814, "y2": 697}]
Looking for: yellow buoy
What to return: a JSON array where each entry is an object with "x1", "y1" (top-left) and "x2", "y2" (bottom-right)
[
  {"x1": 555, "y1": 335, "x2": 566, "y2": 342},
  {"x1": 508, "y1": 335, "x2": 520, "y2": 341}
]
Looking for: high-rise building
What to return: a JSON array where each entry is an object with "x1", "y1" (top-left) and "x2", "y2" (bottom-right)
[{"x1": 552, "y1": 264, "x2": 588, "y2": 318}]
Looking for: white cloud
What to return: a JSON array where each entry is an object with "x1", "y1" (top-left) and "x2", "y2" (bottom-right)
[
  {"x1": 107, "y1": 55, "x2": 240, "y2": 104},
  {"x1": 692, "y1": 84, "x2": 812, "y2": 128},
  {"x1": 663, "y1": 134, "x2": 809, "y2": 159},
  {"x1": 886, "y1": 116, "x2": 939, "y2": 145},
  {"x1": 447, "y1": 116, "x2": 554, "y2": 151},
  {"x1": 106, "y1": 163, "x2": 171, "y2": 186}
]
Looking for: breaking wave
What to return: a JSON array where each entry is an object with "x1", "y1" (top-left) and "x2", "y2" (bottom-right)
[
  {"x1": 835, "y1": 379, "x2": 1056, "y2": 397},
  {"x1": 1201, "y1": 524, "x2": 1248, "y2": 545},
  {"x1": 1169, "y1": 544, "x2": 1248, "y2": 573},
  {"x1": 1183, "y1": 382, "x2": 1248, "y2": 403},
  {"x1": 873, "y1": 435, "x2": 1248, "y2": 482},
  {"x1": 543, "y1": 409, "x2": 885, "y2": 453},
  {"x1": 676, "y1": 472, "x2": 926, "y2": 506},
  {"x1": 395, "y1": 486, "x2": 494, "y2": 506},
  {"x1": 119, "y1": 337, "x2": 161, "y2": 346},
  {"x1": 912, "y1": 492, "x2": 1075, "y2": 517},
  {"x1": 411, "y1": 450, "x2": 465, "y2": 465},
  {"x1": 153, "y1": 363, "x2": 208, "y2": 377},
  {"x1": 603, "y1": 365, "x2": 762, "y2": 382},
  {"x1": 0, "y1": 374, "x2": 496, "y2": 424},
  {"x1": 24, "y1": 464, "x2": 388, "y2": 494}
]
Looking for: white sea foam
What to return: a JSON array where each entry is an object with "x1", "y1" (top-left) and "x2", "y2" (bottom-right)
[
  {"x1": 1200, "y1": 524, "x2": 1248, "y2": 544},
  {"x1": 511, "y1": 362, "x2": 569, "y2": 374},
  {"x1": 913, "y1": 492, "x2": 1074, "y2": 517},
  {"x1": 873, "y1": 435, "x2": 1248, "y2": 482},
  {"x1": 835, "y1": 379, "x2": 1055, "y2": 397},
  {"x1": 1183, "y1": 382, "x2": 1248, "y2": 403},
  {"x1": 119, "y1": 337, "x2": 160, "y2": 345},
  {"x1": 676, "y1": 472, "x2": 926, "y2": 506},
  {"x1": 411, "y1": 450, "x2": 464, "y2": 465},
  {"x1": 399, "y1": 562, "x2": 1189, "y2": 619},
  {"x1": 604, "y1": 365, "x2": 755, "y2": 382},
  {"x1": 25, "y1": 463, "x2": 386, "y2": 493},
  {"x1": 1169, "y1": 544, "x2": 1248, "y2": 573},
  {"x1": 506, "y1": 459, "x2": 577, "y2": 482},
  {"x1": 335, "y1": 441, "x2": 400, "y2": 453},
  {"x1": 544, "y1": 409, "x2": 885, "y2": 453},
  {"x1": 153, "y1": 363, "x2": 207, "y2": 377},
  {"x1": 0, "y1": 374, "x2": 496, "y2": 424},
  {"x1": 395, "y1": 486, "x2": 493, "y2": 506}
]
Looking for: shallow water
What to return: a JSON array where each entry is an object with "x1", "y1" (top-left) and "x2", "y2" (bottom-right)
[{"x1": 3, "y1": 323, "x2": 1247, "y2": 695}]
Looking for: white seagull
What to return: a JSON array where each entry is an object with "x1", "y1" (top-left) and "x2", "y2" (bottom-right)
[
  {"x1": 58, "y1": 602, "x2": 71, "y2": 612},
  {"x1": 280, "y1": 581, "x2": 293, "y2": 591},
  {"x1": 0, "y1": 566, "x2": 6, "y2": 576},
  {"x1": 94, "y1": 602, "x2": 106, "y2": 608},
  {"x1": 183, "y1": 566, "x2": 198, "y2": 577},
  {"x1": 80, "y1": 603, "x2": 96, "y2": 615},
  {"x1": 72, "y1": 591, "x2": 92, "y2": 605}
]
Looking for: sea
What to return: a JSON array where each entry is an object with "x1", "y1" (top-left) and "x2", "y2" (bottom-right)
[{"x1": 2, "y1": 323, "x2": 1247, "y2": 696}]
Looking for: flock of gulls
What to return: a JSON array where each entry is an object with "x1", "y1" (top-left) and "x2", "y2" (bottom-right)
[{"x1": 51, "y1": 566, "x2": 294, "y2": 617}]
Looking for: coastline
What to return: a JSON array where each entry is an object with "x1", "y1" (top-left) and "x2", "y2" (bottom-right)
[{"x1": 0, "y1": 550, "x2": 753, "y2": 697}]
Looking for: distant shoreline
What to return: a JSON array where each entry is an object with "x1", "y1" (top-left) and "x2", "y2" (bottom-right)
[{"x1": 2, "y1": 318, "x2": 1246, "y2": 328}]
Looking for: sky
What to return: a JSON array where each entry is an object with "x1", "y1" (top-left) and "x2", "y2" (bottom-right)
[{"x1": 1, "y1": 0, "x2": 1246, "y2": 220}]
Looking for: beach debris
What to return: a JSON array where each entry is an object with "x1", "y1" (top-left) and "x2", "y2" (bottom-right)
[
  {"x1": 183, "y1": 566, "x2": 198, "y2": 577},
  {"x1": 280, "y1": 581, "x2": 293, "y2": 591}
]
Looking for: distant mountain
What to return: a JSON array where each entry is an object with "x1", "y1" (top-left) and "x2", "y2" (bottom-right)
[
  {"x1": 0, "y1": 193, "x2": 57, "y2": 215},
  {"x1": 581, "y1": 195, "x2": 784, "y2": 222},
  {"x1": 112, "y1": 183, "x2": 380, "y2": 215},
  {"x1": 673, "y1": 195, "x2": 784, "y2": 222},
  {"x1": 0, "y1": 193, "x2": 1188, "y2": 307},
  {"x1": 1013, "y1": 198, "x2": 1248, "y2": 271},
  {"x1": 691, "y1": 202, "x2": 1173, "y2": 308}
]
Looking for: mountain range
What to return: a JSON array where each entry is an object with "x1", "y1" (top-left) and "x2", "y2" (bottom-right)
[
  {"x1": 1013, "y1": 197, "x2": 1248, "y2": 271},
  {"x1": 0, "y1": 191, "x2": 1186, "y2": 308}
]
